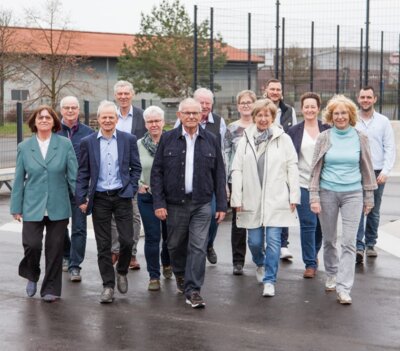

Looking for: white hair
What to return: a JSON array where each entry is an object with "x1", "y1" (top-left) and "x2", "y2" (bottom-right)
[
  {"x1": 143, "y1": 106, "x2": 165, "y2": 120},
  {"x1": 193, "y1": 87, "x2": 214, "y2": 101},
  {"x1": 60, "y1": 96, "x2": 80, "y2": 109},
  {"x1": 178, "y1": 98, "x2": 201, "y2": 112},
  {"x1": 97, "y1": 100, "x2": 118, "y2": 117},
  {"x1": 113, "y1": 80, "x2": 135, "y2": 94}
]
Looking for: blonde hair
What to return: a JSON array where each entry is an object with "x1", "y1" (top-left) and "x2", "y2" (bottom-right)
[
  {"x1": 251, "y1": 99, "x2": 277, "y2": 122},
  {"x1": 323, "y1": 95, "x2": 358, "y2": 127}
]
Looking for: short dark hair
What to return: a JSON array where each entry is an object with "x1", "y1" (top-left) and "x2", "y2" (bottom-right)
[
  {"x1": 27, "y1": 105, "x2": 61, "y2": 133},
  {"x1": 265, "y1": 78, "x2": 281, "y2": 87},
  {"x1": 300, "y1": 92, "x2": 321, "y2": 109},
  {"x1": 360, "y1": 85, "x2": 376, "y2": 96}
]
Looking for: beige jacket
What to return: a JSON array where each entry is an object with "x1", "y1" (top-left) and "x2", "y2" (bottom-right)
[
  {"x1": 231, "y1": 124, "x2": 300, "y2": 229},
  {"x1": 309, "y1": 128, "x2": 377, "y2": 206}
]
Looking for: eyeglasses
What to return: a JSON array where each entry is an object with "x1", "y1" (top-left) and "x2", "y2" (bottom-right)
[
  {"x1": 145, "y1": 119, "x2": 163, "y2": 124},
  {"x1": 37, "y1": 115, "x2": 52, "y2": 121},
  {"x1": 62, "y1": 106, "x2": 79, "y2": 111},
  {"x1": 180, "y1": 111, "x2": 200, "y2": 117},
  {"x1": 239, "y1": 101, "x2": 253, "y2": 106}
]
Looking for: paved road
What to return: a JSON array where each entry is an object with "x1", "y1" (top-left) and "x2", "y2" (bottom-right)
[{"x1": 0, "y1": 178, "x2": 399, "y2": 351}]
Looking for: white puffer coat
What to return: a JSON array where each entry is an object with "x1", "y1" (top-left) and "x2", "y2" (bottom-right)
[{"x1": 231, "y1": 124, "x2": 300, "y2": 229}]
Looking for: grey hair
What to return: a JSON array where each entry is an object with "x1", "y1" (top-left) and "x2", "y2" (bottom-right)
[
  {"x1": 97, "y1": 100, "x2": 118, "y2": 117},
  {"x1": 113, "y1": 80, "x2": 134, "y2": 94},
  {"x1": 178, "y1": 98, "x2": 201, "y2": 112},
  {"x1": 143, "y1": 106, "x2": 165, "y2": 120},
  {"x1": 193, "y1": 87, "x2": 214, "y2": 101},
  {"x1": 60, "y1": 96, "x2": 80, "y2": 109}
]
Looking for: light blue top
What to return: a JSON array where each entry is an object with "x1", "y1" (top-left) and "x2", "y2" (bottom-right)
[
  {"x1": 96, "y1": 130, "x2": 122, "y2": 191},
  {"x1": 320, "y1": 126, "x2": 362, "y2": 192},
  {"x1": 116, "y1": 105, "x2": 133, "y2": 133}
]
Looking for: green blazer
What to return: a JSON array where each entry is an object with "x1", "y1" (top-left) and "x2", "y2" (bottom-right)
[{"x1": 10, "y1": 133, "x2": 78, "y2": 221}]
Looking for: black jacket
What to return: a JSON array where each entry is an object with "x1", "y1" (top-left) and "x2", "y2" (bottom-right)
[{"x1": 151, "y1": 125, "x2": 227, "y2": 212}]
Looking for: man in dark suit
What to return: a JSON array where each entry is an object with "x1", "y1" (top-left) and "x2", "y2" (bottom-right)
[
  {"x1": 76, "y1": 100, "x2": 141, "y2": 303},
  {"x1": 110, "y1": 80, "x2": 145, "y2": 269},
  {"x1": 151, "y1": 98, "x2": 227, "y2": 308}
]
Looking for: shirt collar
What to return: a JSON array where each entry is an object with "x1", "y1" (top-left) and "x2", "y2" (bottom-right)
[
  {"x1": 117, "y1": 105, "x2": 133, "y2": 119},
  {"x1": 97, "y1": 129, "x2": 117, "y2": 140},
  {"x1": 181, "y1": 126, "x2": 199, "y2": 138}
]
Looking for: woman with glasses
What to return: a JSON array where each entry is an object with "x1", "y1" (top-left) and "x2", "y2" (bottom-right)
[
  {"x1": 10, "y1": 105, "x2": 78, "y2": 302},
  {"x1": 224, "y1": 90, "x2": 256, "y2": 276}
]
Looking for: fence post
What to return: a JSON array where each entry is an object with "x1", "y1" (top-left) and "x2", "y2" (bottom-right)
[
  {"x1": 16, "y1": 102, "x2": 23, "y2": 144},
  {"x1": 193, "y1": 5, "x2": 198, "y2": 93},
  {"x1": 336, "y1": 25, "x2": 340, "y2": 94},
  {"x1": 247, "y1": 12, "x2": 251, "y2": 90},
  {"x1": 364, "y1": 0, "x2": 370, "y2": 86},
  {"x1": 310, "y1": 21, "x2": 314, "y2": 92},
  {"x1": 274, "y1": 0, "x2": 280, "y2": 79},
  {"x1": 281, "y1": 17, "x2": 285, "y2": 95},
  {"x1": 379, "y1": 31, "x2": 384, "y2": 113},
  {"x1": 84, "y1": 100, "x2": 90, "y2": 126},
  {"x1": 359, "y1": 28, "x2": 363, "y2": 90},
  {"x1": 141, "y1": 99, "x2": 146, "y2": 110},
  {"x1": 209, "y1": 7, "x2": 214, "y2": 93},
  {"x1": 397, "y1": 34, "x2": 400, "y2": 120}
]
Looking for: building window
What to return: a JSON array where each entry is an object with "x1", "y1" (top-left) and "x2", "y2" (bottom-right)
[{"x1": 11, "y1": 89, "x2": 29, "y2": 101}]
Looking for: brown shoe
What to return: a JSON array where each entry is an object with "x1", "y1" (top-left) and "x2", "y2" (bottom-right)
[
  {"x1": 111, "y1": 253, "x2": 119, "y2": 265},
  {"x1": 303, "y1": 267, "x2": 316, "y2": 279},
  {"x1": 129, "y1": 256, "x2": 141, "y2": 270}
]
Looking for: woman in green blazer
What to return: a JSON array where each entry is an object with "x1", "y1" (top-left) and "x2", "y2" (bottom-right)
[{"x1": 10, "y1": 105, "x2": 78, "y2": 302}]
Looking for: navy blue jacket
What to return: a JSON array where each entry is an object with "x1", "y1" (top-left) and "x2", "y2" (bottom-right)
[
  {"x1": 287, "y1": 120, "x2": 331, "y2": 156},
  {"x1": 151, "y1": 125, "x2": 227, "y2": 212},
  {"x1": 75, "y1": 130, "x2": 142, "y2": 214},
  {"x1": 57, "y1": 121, "x2": 94, "y2": 161}
]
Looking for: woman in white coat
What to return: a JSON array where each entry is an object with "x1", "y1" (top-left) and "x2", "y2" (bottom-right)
[{"x1": 231, "y1": 99, "x2": 300, "y2": 297}]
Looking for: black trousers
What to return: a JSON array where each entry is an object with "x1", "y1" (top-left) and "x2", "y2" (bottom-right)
[
  {"x1": 92, "y1": 192, "x2": 134, "y2": 288},
  {"x1": 19, "y1": 217, "x2": 69, "y2": 297}
]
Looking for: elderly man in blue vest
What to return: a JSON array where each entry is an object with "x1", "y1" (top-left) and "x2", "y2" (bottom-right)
[{"x1": 264, "y1": 78, "x2": 297, "y2": 261}]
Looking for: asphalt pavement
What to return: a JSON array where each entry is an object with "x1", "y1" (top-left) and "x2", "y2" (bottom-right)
[{"x1": 0, "y1": 178, "x2": 399, "y2": 351}]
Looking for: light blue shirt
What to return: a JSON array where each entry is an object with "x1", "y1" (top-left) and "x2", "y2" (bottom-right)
[
  {"x1": 96, "y1": 130, "x2": 123, "y2": 191},
  {"x1": 116, "y1": 106, "x2": 133, "y2": 133},
  {"x1": 320, "y1": 126, "x2": 362, "y2": 192},
  {"x1": 355, "y1": 111, "x2": 396, "y2": 175}
]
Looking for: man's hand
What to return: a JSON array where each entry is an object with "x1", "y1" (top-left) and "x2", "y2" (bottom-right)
[
  {"x1": 376, "y1": 172, "x2": 387, "y2": 185},
  {"x1": 310, "y1": 202, "x2": 321, "y2": 214},
  {"x1": 138, "y1": 185, "x2": 149, "y2": 194},
  {"x1": 79, "y1": 202, "x2": 88, "y2": 214},
  {"x1": 155, "y1": 208, "x2": 168, "y2": 221},
  {"x1": 290, "y1": 203, "x2": 297, "y2": 212},
  {"x1": 364, "y1": 204, "x2": 373, "y2": 215},
  {"x1": 215, "y1": 211, "x2": 226, "y2": 224}
]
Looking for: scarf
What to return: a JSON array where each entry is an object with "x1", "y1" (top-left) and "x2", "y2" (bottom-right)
[
  {"x1": 141, "y1": 131, "x2": 159, "y2": 157},
  {"x1": 253, "y1": 128, "x2": 272, "y2": 146}
]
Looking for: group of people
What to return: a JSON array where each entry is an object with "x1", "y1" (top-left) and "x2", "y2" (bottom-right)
[{"x1": 10, "y1": 79, "x2": 395, "y2": 308}]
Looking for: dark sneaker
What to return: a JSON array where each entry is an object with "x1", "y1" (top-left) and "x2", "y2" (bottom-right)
[
  {"x1": 186, "y1": 291, "x2": 205, "y2": 308},
  {"x1": 100, "y1": 287, "x2": 114, "y2": 304},
  {"x1": 70, "y1": 268, "x2": 82, "y2": 282},
  {"x1": 366, "y1": 246, "x2": 378, "y2": 257},
  {"x1": 175, "y1": 276, "x2": 185, "y2": 294},
  {"x1": 207, "y1": 247, "x2": 217, "y2": 264},
  {"x1": 233, "y1": 264, "x2": 244, "y2": 275},
  {"x1": 356, "y1": 250, "x2": 364, "y2": 264},
  {"x1": 116, "y1": 273, "x2": 128, "y2": 294},
  {"x1": 162, "y1": 265, "x2": 173, "y2": 279}
]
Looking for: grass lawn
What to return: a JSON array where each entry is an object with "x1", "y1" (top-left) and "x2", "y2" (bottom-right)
[{"x1": 0, "y1": 123, "x2": 31, "y2": 137}]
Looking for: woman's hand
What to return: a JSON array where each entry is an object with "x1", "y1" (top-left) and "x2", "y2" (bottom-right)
[
  {"x1": 289, "y1": 203, "x2": 297, "y2": 212},
  {"x1": 364, "y1": 204, "x2": 373, "y2": 215},
  {"x1": 13, "y1": 214, "x2": 22, "y2": 222},
  {"x1": 138, "y1": 185, "x2": 149, "y2": 194},
  {"x1": 235, "y1": 207, "x2": 242, "y2": 212},
  {"x1": 310, "y1": 202, "x2": 321, "y2": 214}
]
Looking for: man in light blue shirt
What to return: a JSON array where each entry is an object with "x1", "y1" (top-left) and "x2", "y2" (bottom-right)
[{"x1": 355, "y1": 86, "x2": 396, "y2": 263}]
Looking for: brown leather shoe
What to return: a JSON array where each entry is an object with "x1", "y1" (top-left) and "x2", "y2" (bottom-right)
[
  {"x1": 303, "y1": 267, "x2": 316, "y2": 279},
  {"x1": 129, "y1": 256, "x2": 141, "y2": 270},
  {"x1": 111, "y1": 253, "x2": 119, "y2": 266}
]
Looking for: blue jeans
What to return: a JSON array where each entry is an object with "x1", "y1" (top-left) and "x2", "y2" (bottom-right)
[
  {"x1": 63, "y1": 195, "x2": 87, "y2": 271},
  {"x1": 138, "y1": 192, "x2": 170, "y2": 280},
  {"x1": 356, "y1": 179, "x2": 385, "y2": 251},
  {"x1": 247, "y1": 227, "x2": 282, "y2": 284},
  {"x1": 207, "y1": 193, "x2": 219, "y2": 249},
  {"x1": 296, "y1": 187, "x2": 322, "y2": 269}
]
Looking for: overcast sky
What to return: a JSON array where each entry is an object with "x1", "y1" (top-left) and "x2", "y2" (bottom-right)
[{"x1": 3, "y1": 0, "x2": 400, "y2": 49}]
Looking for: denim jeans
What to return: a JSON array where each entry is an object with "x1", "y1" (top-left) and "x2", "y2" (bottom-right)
[
  {"x1": 247, "y1": 226, "x2": 282, "y2": 284},
  {"x1": 63, "y1": 195, "x2": 87, "y2": 271},
  {"x1": 356, "y1": 177, "x2": 385, "y2": 251},
  {"x1": 207, "y1": 193, "x2": 219, "y2": 249},
  {"x1": 138, "y1": 192, "x2": 170, "y2": 280},
  {"x1": 296, "y1": 187, "x2": 322, "y2": 269}
]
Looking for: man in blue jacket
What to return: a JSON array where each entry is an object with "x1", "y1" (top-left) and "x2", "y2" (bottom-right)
[
  {"x1": 76, "y1": 100, "x2": 141, "y2": 303},
  {"x1": 151, "y1": 98, "x2": 227, "y2": 308},
  {"x1": 58, "y1": 96, "x2": 94, "y2": 282}
]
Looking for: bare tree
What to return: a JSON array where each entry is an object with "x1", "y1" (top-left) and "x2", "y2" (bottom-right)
[{"x1": 21, "y1": 0, "x2": 94, "y2": 109}]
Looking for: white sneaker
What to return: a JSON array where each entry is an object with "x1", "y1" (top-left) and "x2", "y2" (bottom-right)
[
  {"x1": 337, "y1": 291, "x2": 352, "y2": 305},
  {"x1": 255, "y1": 266, "x2": 265, "y2": 283},
  {"x1": 262, "y1": 283, "x2": 275, "y2": 297},
  {"x1": 280, "y1": 247, "x2": 293, "y2": 260},
  {"x1": 325, "y1": 276, "x2": 337, "y2": 291}
]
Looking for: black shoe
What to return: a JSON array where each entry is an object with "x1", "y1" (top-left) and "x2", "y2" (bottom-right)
[
  {"x1": 100, "y1": 287, "x2": 114, "y2": 303},
  {"x1": 207, "y1": 247, "x2": 217, "y2": 264},
  {"x1": 176, "y1": 276, "x2": 185, "y2": 294},
  {"x1": 233, "y1": 264, "x2": 244, "y2": 275},
  {"x1": 116, "y1": 273, "x2": 128, "y2": 294},
  {"x1": 356, "y1": 250, "x2": 364, "y2": 264},
  {"x1": 186, "y1": 291, "x2": 205, "y2": 308}
]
